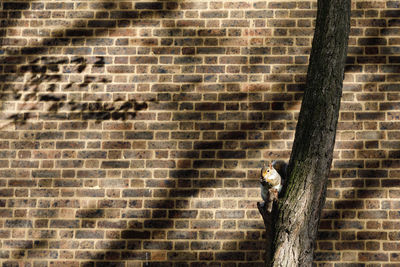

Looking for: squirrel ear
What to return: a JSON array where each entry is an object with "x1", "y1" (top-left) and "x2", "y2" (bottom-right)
[{"x1": 269, "y1": 162, "x2": 273, "y2": 168}]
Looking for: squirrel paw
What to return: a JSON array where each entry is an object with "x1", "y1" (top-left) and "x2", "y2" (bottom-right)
[{"x1": 269, "y1": 188, "x2": 279, "y2": 200}]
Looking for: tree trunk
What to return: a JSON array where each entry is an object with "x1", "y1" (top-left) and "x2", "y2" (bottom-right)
[{"x1": 259, "y1": 1, "x2": 351, "y2": 266}]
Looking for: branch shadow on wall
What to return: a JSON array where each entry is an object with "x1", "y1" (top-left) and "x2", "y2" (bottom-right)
[
  {"x1": 0, "y1": 0, "x2": 190, "y2": 128},
  {"x1": 0, "y1": 1, "x2": 284, "y2": 266},
  {"x1": 0, "y1": 52, "x2": 152, "y2": 128}
]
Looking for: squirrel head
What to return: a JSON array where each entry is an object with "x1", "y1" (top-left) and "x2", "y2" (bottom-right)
[
  {"x1": 261, "y1": 163, "x2": 279, "y2": 184},
  {"x1": 261, "y1": 163, "x2": 274, "y2": 177}
]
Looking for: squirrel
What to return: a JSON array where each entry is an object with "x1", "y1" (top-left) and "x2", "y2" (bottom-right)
[{"x1": 260, "y1": 160, "x2": 287, "y2": 202}]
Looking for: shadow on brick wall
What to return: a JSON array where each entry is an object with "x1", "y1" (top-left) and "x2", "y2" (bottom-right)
[
  {"x1": 3, "y1": 1, "x2": 400, "y2": 266},
  {"x1": 0, "y1": 1, "x2": 281, "y2": 266},
  {"x1": 0, "y1": 1, "x2": 169, "y2": 129}
]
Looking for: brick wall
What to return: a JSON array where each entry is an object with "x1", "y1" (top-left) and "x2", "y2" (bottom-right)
[{"x1": 0, "y1": 0, "x2": 399, "y2": 266}]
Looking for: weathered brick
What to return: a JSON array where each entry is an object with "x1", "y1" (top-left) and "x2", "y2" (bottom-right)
[
  {"x1": 135, "y1": 2, "x2": 163, "y2": 9},
  {"x1": 101, "y1": 161, "x2": 130, "y2": 168},
  {"x1": 197, "y1": 47, "x2": 225, "y2": 54},
  {"x1": 167, "y1": 231, "x2": 197, "y2": 240},
  {"x1": 193, "y1": 160, "x2": 223, "y2": 168},
  {"x1": 75, "y1": 230, "x2": 104, "y2": 239},
  {"x1": 75, "y1": 251, "x2": 104, "y2": 260},
  {"x1": 194, "y1": 141, "x2": 223, "y2": 150},
  {"x1": 49, "y1": 219, "x2": 79, "y2": 229},
  {"x1": 215, "y1": 252, "x2": 245, "y2": 261},
  {"x1": 4, "y1": 240, "x2": 33, "y2": 248},
  {"x1": 121, "y1": 230, "x2": 151, "y2": 239},
  {"x1": 76, "y1": 209, "x2": 104, "y2": 218},
  {"x1": 87, "y1": 20, "x2": 116, "y2": 28},
  {"x1": 76, "y1": 189, "x2": 104, "y2": 197},
  {"x1": 217, "y1": 151, "x2": 246, "y2": 159},
  {"x1": 358, "y1": 252, "x2": 388, "y2": 262},
  {"x1": 125, "y1": 132, "x2": 153, "y2": 140},
  {"x1": 0, "y1": 188, "x2": 14, "y2": 197},
  {"x1": 3, "y1": 2, "x2": 30, "y2": 9},
  {"x1": 31, "y1": 189, "x2": 59, "y2": 197},
  {"x1": 218, "y1": 131, "x2": 247, "y2": 140},
  {"x1": 357, "y1": 231, "x2": 387, "y2": 240},
  {"x1": 12, "y1": 141, "x2": 39, "y2": 149},
  {"x1": 122, "y1": 189, "x2": 151, "y2": 197},
  {"x1": 5, "y1": 219, "x2": 32, "y2": 228},
  {"x1": 148, "y1": 141, "x2": 176, "y2": 149},
  {"x1": 110, "y1": 11, "x2": 138, "y2": 19},
  {"x1": 358, "y1": 211, "x2": 388, "y2": 219},
  {"x1": 334, "y1": 200, "x2": 364, "y2": 209}
]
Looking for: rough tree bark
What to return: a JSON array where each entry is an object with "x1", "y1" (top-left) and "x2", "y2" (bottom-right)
[{"x1": 258, "y1": 1, "x2": 351, "y2": 266}]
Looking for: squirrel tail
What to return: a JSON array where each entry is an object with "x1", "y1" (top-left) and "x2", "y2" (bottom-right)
[{"x1": 271, "y1": 160, "x2": 288, "y2": 182}]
